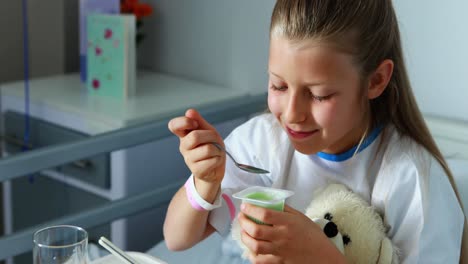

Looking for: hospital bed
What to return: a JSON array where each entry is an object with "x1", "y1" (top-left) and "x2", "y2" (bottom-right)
[
  {"x1": 0, "y1": 107, "x2": 467, "y2": 263},
  {"x1": 0, "y1": 93, "x2": 267, "y2": 262},
  {"x1": 144, "y1": 114, "x2": 468, "y2": 263}
]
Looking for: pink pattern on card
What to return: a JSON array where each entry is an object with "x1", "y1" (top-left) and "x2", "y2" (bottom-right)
[
  {"x1": 104, "y1": 28, "x2": 113, "y2": 39},
  {"x1": 95, "y1": 46, "x2": 102, "y2": 56},
  {"x1": 92, "y1": 79, "x2": 100, "y2": 89}
]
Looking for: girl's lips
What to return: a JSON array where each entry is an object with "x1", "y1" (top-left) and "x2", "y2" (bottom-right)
[{"x1": 286, "y1": 127, "x2": 318, "y2": 139}]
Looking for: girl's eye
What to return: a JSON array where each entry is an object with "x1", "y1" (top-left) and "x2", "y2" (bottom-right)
[
  {"x1": 270, "y1": 85, "x2": 287, "y2": 91},
  {"x1": 312, "y1": 95, "x2": 329, "y2": 102},
  {"x1": 311, "y1": 93, "x2": 333, "y2": 102},
  {"x1": 270, "y1": 84, "x2": 333, "y2": 102}
]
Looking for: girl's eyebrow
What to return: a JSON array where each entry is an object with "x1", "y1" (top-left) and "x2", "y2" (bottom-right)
[
  {"x1": 268, "y1": 71, "x2": 325, "y2": 87},
  {"x1": 304, "y1": 81, "x2": 326, "y2": 87},
  {"x1": 268, "y1": 71, "x2": 284, "y2": 80}
]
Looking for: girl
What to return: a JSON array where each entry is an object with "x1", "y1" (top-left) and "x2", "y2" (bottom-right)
[{"x1": 164, "y1": 0, "x2": 466, "y2": 263}]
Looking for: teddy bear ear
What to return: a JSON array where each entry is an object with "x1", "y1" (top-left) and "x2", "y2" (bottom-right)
[{"x1": 378, "y1": 237, "x2": 399, "y2": 264}]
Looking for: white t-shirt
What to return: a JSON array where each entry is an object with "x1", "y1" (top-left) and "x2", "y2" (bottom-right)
[{"x1": 208, "y1": 113, "x2": 464, "y2": 263}]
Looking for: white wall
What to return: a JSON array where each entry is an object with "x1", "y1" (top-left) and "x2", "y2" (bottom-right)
[
  {"x1": 137, "y1": 0, "x2": 275, "y2": 94},
  {"x1": 2, "y1": 0, "x2": 466, "y2": 120},
  {"x1": 394, "y1": 0, "x2": 468, "y2": 121},
  {"x1": 0, "y1": 1, "x2": 24, "y2": 83},
  {"x1": 138, "y1": 0, "x2": 467, "y2": 120},
  {"x1": 0, "y1": 0, "x2": 78, "y2": 84}
]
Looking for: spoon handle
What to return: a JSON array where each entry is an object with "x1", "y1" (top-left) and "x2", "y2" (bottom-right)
[
  {"x1": 211, "y1": 142, "x2": 238, "y2": 164},
  {"x1": 98, "y1": 236, "x2": 138, "y2": 264}
]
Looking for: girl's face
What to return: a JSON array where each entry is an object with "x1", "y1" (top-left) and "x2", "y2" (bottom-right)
[{"x1": 268, "y1": 37, "x2": 369, "y2": 155}]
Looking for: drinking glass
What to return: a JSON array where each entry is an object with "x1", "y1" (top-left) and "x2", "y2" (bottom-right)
[{"x1": 33, "y1": 225, "x2": 89, "y2": 264}]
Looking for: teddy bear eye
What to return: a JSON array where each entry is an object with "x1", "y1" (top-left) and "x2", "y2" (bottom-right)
[
  {"x1": 342, "y1": 235, "x2": 351, "y2": 245},
  {"x1": 324, "y1": 212, "x2": 333, "y2": 221}
]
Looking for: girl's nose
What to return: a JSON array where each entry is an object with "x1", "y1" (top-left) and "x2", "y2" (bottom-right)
[{"x1": 284, "y1": 92, "x2": 308, "y2": 124}]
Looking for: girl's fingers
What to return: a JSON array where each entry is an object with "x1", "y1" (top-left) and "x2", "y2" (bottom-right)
[
  {"x1": 168, "y1": 109, "x2": 220, "y2": 141},
  {"x1": 184, "y1": 143, "x2": 222, "y2": 163},
  {"x1": 238, "y1": 212, "x2": 280, "y2": 241},
  {"x1": 240, "y1": 203, "x2": 291, "y2": 226},
  {"x1": 185, "y1": 109, "x2": 217, "y2": 132},
  {"x1": 169, "y1": 110, "x2": 226, "y2": 183},
  {"x1": 282, "y1": 204, "x2": 303, "y2": 215},
  {"x1": 168, "y1": 116, "x2": 199, "y2": 138},
  {"x1": 180, "y1": 130, "x2": 221, "y2": 151},
  {"x1": 248, "y1": 253, "x2": 282, "y2": 264},
  {"x1": 188, "y1": 156, "x2": 223, "y2": 177},
  {"x1": 240, "y1": 230, "x2": 277, "y2": 256}
]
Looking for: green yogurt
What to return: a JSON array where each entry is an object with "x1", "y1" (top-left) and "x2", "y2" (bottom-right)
[
  {"x1": 245, "y1": 192, "x2": 284, "y2": 211},
  {"x1": 234, "y1": 187, "x2": 294, "y2": 225}
]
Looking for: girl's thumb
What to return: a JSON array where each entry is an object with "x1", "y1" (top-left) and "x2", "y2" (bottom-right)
[
  {"x1": 185, "y1": 109, "x2": 216, "y2": 131},
  {"x1": 283, "y1": 204, "x2": 301, "y2": 215}
]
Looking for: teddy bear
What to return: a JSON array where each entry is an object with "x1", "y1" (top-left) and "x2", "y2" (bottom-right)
[
  {"x1": 305, "y1": 184, "x2": 399, "y2": 263},
  {"x1": 231, "y1": 183, "x2": 399, "y2": 263}
]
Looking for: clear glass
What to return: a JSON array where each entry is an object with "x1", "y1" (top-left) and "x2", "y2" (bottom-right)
[{"x1": 33, "y1": 225, "x2": 89, "y2": 264}]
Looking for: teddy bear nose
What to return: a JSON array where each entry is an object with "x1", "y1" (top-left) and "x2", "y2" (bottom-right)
[{"x1": 324, "y1": 221, "x2": 338, "y2": 238}]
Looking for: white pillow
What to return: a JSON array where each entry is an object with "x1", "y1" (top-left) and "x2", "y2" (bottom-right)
[{"x1": 447, "y1": 159, "x2": 468, "y2": 212}]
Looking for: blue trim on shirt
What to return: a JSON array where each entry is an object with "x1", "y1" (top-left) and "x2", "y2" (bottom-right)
[{"x1": 316, "y1": 125, "x2": 383, "y2": 162}]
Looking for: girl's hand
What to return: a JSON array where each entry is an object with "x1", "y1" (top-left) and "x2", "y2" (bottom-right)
[
  {"x1": 168, "y1": 109, "x2": 226, "y2": 185},
  {"x1": 238, "y1": 203, "x2": 347, "y2": 264}
]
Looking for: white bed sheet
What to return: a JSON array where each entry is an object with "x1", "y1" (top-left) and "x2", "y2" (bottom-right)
[{"x1": 146, "y1": 233, "x2": 248, "y2": 264}]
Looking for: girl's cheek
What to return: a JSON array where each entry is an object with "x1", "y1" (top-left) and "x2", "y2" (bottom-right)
[
  {"x1": 267, "y1": 93, "x2": 283, "y2": 115},
  {"x1": 313, "y1": 103, "x2": 337, "y2": 127}
]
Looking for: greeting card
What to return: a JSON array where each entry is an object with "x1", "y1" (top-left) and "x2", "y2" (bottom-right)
[
  {"x1": 87, "y1": 14, "x2": 136, "y2": 100},
  {"x1": 79, "y1": 0, "x2": 120, "y2": 82}
]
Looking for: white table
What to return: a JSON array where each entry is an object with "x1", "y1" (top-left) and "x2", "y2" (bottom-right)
[{"x1": 0, "y1": 71, "x2": 249, "y2": 134}]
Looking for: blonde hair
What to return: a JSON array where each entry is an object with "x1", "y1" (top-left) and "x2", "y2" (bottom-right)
[{"x1": 270, "y1": 0, "x2": 467, "y2": 260}]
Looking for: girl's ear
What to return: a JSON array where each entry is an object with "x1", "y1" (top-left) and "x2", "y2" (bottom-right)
[{"x1": 367, "y1": 59, "x2": 394, "y2": 100}]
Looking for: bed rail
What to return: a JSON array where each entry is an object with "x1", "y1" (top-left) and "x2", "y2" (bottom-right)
[{"x1": 0, "y1": 93, "x2": 267, "y2": 259}]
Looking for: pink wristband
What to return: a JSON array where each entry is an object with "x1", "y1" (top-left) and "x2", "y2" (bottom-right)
[
  {"x1": 185, "y1": 179, "x2": 205, "y2": 211},
  {"x1": 184, "y1": 176, "x2": 222, "y2": 211},
  {"x1": 222, "y1": 194, "x2": 236, "y2": 222}
]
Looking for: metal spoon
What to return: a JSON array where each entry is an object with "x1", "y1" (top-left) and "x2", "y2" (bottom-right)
[
  {"x1": 98, "y1": 236, "x2": 138, "y2": 264},
  {"x1": 211, "y1": 142, "x2": 269, "y2": 174}
]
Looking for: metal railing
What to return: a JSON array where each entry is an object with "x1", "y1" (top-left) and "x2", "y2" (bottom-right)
[{"x1": 0, "y1": 93, "x2": 267, "y2": 259}]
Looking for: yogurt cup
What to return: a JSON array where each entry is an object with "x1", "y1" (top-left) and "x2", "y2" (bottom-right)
[{"x1": 233, "y1": 186, "x2": 294, "y2": 224}]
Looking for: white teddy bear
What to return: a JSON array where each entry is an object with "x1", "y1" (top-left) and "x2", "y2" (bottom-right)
[{"x1": 231, "y1": 184, "x2": 399, "y2": 263}]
